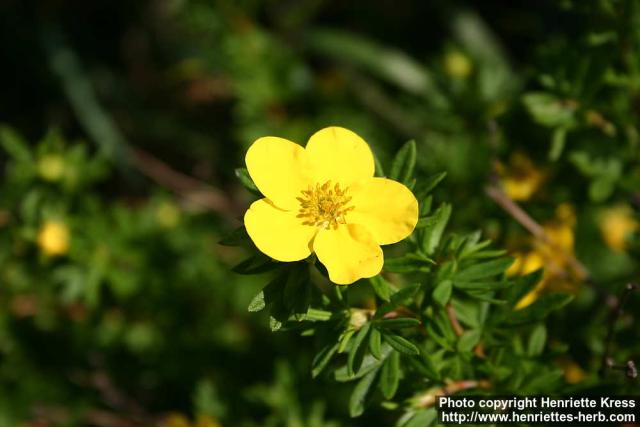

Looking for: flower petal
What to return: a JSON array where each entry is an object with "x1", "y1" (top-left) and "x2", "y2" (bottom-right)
[
  {"x1": 305, "y1": 127, "x2": 374, "y2": 186},
  {"x1": 244, "y1": 199, "x2": 316, "y2": 261},
  {"x1": 313, "y1": 224, "x2": 383, "y2": 285},
  {"x1": 349, "y1": 178, "x2": 419, "y2": 245},
  {"x1": 245, "y1": 137, "x2": 313, "y2": 210}
]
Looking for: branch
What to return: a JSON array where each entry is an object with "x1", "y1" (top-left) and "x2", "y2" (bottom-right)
[
  {"x1": 132, "y1": 148, "x2": 242, "y2": 220},
  {"x1": 600, "y1": 282, "x2": 639, "y2": 379},
  {"x1": 485, "y1": 185, "x2": 590, "y2": 280}
]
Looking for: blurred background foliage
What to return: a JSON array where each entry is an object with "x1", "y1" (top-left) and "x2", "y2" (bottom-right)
[{"x1": 0, "y1": 0, "x2": 639, "y2": 425}]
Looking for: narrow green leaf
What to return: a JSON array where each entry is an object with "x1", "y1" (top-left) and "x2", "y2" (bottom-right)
[
  {"x1": 348, "y1": 323, "x2": 371, "y2": 376},
  {"x1": 390, "y1": 140, "x2": 417, "y2": 185},
  {"x1": 349, "y1": 368, "x2": 379, "y2": 417},
  {"x1": 528, "y1": 324, "x2": 547, "y2": 356},
  {"x1": 375, "y1": 318, "x2": 421, "y2": 329},
  {"x1": 338, "y1": 329, "x2": 356, "y2": 353},
  {"x1": 335, "y1": 344, "x2": 392, "y2": 382},
  {"x1": 305, "y1": 308, "x2": 332, "y2": 322},
  {"x1": 404, "y1": 408, "x2": 437, "y2": 427},
  {"x1": 235, "y1": 167, "x2": 259, "y2": 193},
  {"x1": 506, "y1": 293, "x2": 574, "y2": 325},
  {"x1": 432, "y1": 280, "x2": 453, "y2": 307},
  {"x1": 379, "y1": 351, "x2": 400, "y2": 399},
  {"x1": 232, "y1": 254, "x2": 278, "y2": 275},
  {"x1": 369, "y1": 275, "x2": 393, "y2": 301},
  {"x1": 383, "y1": 333, "x2": 420, "y2": 355},
  {"x1": 218, "y1": 226, "x2": 251, "y2": 247},
  {"x1": 369, "y1": 328, "x2": 382, "y2": 359},
  {"x1": 453, "y1": 280, "x2": 511, "y2": 291},
  {"x1": 312, "y1": 342, "x2": 339, "y2": 378},
  {"x1": 374, "y1": 154, "x2": 385, "y2": 177},
  {"x1": 415, "y1": 171, "x2": 447, "y2": 200},
  {"x1": 419, "y1": 203, "x2": 451, "y2": 255},
  {"x1": 384, "y1": 256, "x2": 432, "y2": 273},
  {"x1": 457, "y1": 329, "x2": 481, "y2": 353},
  {"x1": 455, "y1": 257, "x2": 514, "y2": 281}
]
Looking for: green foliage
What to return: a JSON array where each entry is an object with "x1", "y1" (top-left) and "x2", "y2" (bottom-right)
[{"x1": 0, "y1": 0, "x2": 639, "y2": 425}]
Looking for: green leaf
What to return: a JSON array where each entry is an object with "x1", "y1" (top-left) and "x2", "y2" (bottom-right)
[
  {"x1": 432, "y1": 280, "x2": 453, "y2": 307},
  {"x1": 375, "y1": 318, "x2": 421, "y2": 329},
  {"x1": 374, "y1": 154, "x2": 385, "y2": 177},
  {"x1": 232, "y1": 254, "x2": 278, "y2": 275},
  {"x1": 218, "y1": 226, "x2": 251, "y2": 247},
  {"x1": 506, "y1": 293, "x2": 574, "y2": 325},
  {"x1": 457, "y1": 329, "x2": 481, "y2": 352},
  {"x1": 369, "y1": 328, "x2": 382, "y2": 359},
  {"x1": 307, "y1": 29, "x2": 445, "y2": 103},
  {"x1": 304, "y1": 308, "x2": 332, "y2": 322},
  {"x1": 522, "y1": 92, "x2": 577, "y2": 128},
  {"x1": 369, "y1": 275, "x2": 393, "y2": 301},
  {"x1": 383, "y1": 333, "x2": 420, "y2": 355},
  {"x1": 549, "y1": 126, "x2": 567, "y2": 161},
  {"x1": 415, "y1": 171, "x2": 447, "y2": 200},
  {"x1": 384, "y1": 255, "x2": 433, "y2": 273},
  {"x1": 528, "y1": 324, "x2": 547, "y2": 357},
  {"x1": 403, "y1": 408, "x2": 437, "y2": 427},
  {"x1": 348, "y1": 323, "x2": 371, "y2": 376},
  {"x1": 312, "y1": 342, "x2": 339, "y2": 378},
  {"x1": 419, "y1": 203, "x2": 452, "y2": 255},
  {"x1": 335, "y1": 344, "x2": 392, "y2": 382},
  {"x1": 390, "y1": 140, "x2": 417, "y2": 185},
  {"x1": 0, "y1": 126, "x2": 32, "y2": 162},
  {"x1": 247, "y1": 291, "x2": 265, "y2": 312},
  {"x1": 379, "y1": 351, "x2": 400, "y2": 399},
  {"x1": 235, "y1": 167, "x2": 259, "y2": 193},
  {"x1": 453, "y1": 280, "x2": 511, "y2": 291},
  {"x1": 455, "y1": 257, "x2": 514, "y2": 281},
  {"x1": 349, "y1": 368, "x2": 379, "y2": 417}
]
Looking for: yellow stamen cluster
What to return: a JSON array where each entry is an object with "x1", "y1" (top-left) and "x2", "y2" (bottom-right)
[{"x1": 297, "y1": 181, "x2": 354, "y2": 229}]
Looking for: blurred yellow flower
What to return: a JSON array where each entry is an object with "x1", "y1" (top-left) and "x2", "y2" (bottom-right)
[
  {"x1": 160, "y1": 413, "x2": 221, "y2": 427},
  {"x1": 557, "y1": 358, "x2": 586, "y2": 384},
  {"x1": 37, "y1": 154, "x2": 65, "y2": 182},
  {"x1": 37, "y1": 220, "x2": 70, "y2": 256},
  {"x1": 156, "y1": 201, "x2": 181, "y2": 229},
  {"x1": 498, "y1": 153, "x2": 545, "y2": 202},
  {"x1": 244, "y1": 126, "x2": 419, "y2": 284},
  {"x1": 444, "y1": 51, "x2": 473, "y2": 79},
  {"x1": 508, "y1": 204, "x2": 581, "y2": 309},
  {"x1": 195, "y1": 415, "x2": 222, "y2": 427},
  {"x1": 599, "y1": 205, "x2": 638, "y2": 252}
]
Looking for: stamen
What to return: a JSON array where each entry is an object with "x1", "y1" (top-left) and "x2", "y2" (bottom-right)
[{"x1": 297, "y1": 180, "x2": 354, "y2": 229}]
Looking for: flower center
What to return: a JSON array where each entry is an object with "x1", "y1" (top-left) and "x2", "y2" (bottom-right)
[{"x1": 296, "y1": 181, "x2": 354, "y2": 229}]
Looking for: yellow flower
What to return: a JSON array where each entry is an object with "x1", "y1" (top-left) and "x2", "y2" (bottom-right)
[
  {"x1": 37, "y1": 154, "x2": 65, "y2": 182},
  {"x1": 195, "y1": 415, "x2": 221, "y2": 427},
  {"x1": 243, "y1": 127, "x2": 419, "y2": 285},
  {"x1": 444, "y1": 51, "x2": 473, "y2": 79},
  {"x1": 508, "y1": 204, "x2": 581, "y2": 310},
  {"x1": 37, "y1": 220, "x2": 70, "y2": 256},
  {"x1": 599, "y1": 205, "x2": 638, "y2": 252},
  {"x1": 498, "y1": 153, "x2": 545, "y2": 202}
]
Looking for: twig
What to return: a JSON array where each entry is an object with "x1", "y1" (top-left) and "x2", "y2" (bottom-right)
[
  {"x1": 446, "y1": 304, "x2": 464, "y2": 337},
  {"x1": 415, "y1": 379, "x2": 491, "y2": 408},
  {"x1": 485, "y1": 185, "x2": 590, "y2": 280},
  {"x1": 446, "y1": 304, "x2": 485, "y2": 357},
  {"x1": 132, "y1": 148, "x2": 241, "y2": 219},
  {"x1": 600, "y1": 283, "x2": 639, "y2": 379}
]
